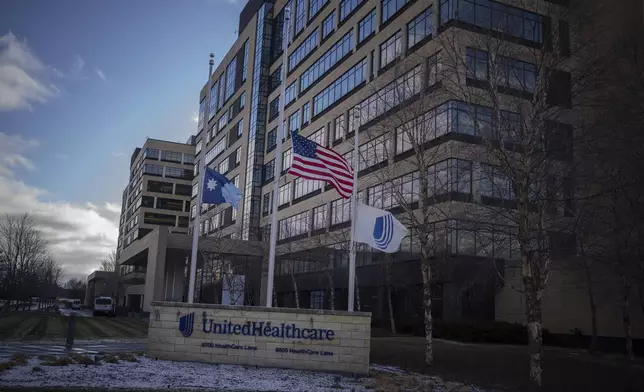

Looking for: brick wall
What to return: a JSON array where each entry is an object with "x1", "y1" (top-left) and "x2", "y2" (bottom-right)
[{"x1": 147, "y1": 301, "x2": 372, "y2": 374}]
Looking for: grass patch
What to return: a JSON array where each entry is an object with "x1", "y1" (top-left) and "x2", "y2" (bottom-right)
[
  {"x1": 69, "y1": 354, "x2": 94, "y2": 365},
  {"x1": 41, "y1": 357, "x2": 73, "y2": 367},
  {"x1": 38, "y1": 354, "x2": 57, "y2": 361},
  {"x1": 363, "y1": 371, "x2": 437, "y2": 392},
  {"x1": 103, "y1": 354, "x2": 119, "y2": 364},
  {"x1": 117, "y1": 353, "x2": 137, "y2": 363},
  {"x1": 10, "y1": 353, "x2": 29, "y2": 365}
]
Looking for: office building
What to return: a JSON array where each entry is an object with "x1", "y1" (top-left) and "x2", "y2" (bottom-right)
[{"x1": 115, "y1": 138, "x2": 196, "y2": 312}]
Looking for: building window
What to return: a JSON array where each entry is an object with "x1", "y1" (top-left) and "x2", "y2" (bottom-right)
[
  {"x1": 310, "y1": 291, "x2": 325, "y2": 309},
  {"x1": 141, "y1": 195, "x2": 155, "y2": 208},
  {"x1": 354, "y1": 65, "x2": 421, "y2": 128},
  {"x1": 309, "y1": 0, "x2": 329, "y2": 19},
  {"x1": 236, "y1": 119, "x2": 244, "y2": 138},
  {"x1": 269, "y1": 97, "x2": 280, "y2": 121},
  {"x1": 479, "y1": 164, "x2": 515, "y2": 200},
  {"x1": 382, "y1": 0, "x2": 409, "y2": 23},
  {"x1": 235, "y1": 147, "x2": 242, "y2": 165},
  {"x1": 183, "y1": 154, "x2": 195, "y2": 164},
  {"x1": 285, "y1": 82, "x2": 297, "y2": 105},
  {"x1": 358, "y1": 9, "x2": 376, "y2": 43},
  {"x1": 498, "y1": 55, "x2": 536, "y2": 94},
  {"x1": 225, "y1": 57, "x2": 237, "y2": 101},
  {"x1": 147, "y1": 180, "x2": 173, "y2": 194},
  {"x1": 263, "y1": 160, "x2": 276, "y2": 182},
  {"x1": 380, "y1": 31, "x2": 402, "y2": 69},
  {"x1": 340, "y1": 0, "x2": 366, "y2": 21},
  {"x1": 192, "y1": 183, "x2": 199, "y2": 197},
  {"x1": 205, "y1": 137, "x2": 227, "y2": 164},
  {"x1": 218, "y1": 114, "x2": 228, "y2": 133},
  {"x1": 300, "y1": 31, "x2": 354, "y2": 92},
  {"x1": 368, "y1": 171, "x2": 419, "y2": 209},
  {"x1": 313, "y1": 59, "x2": 366, "y2": 116},
  {"x1": 309, "y1": 127, "x2": 326, "y2": 145},
  {"x1": 334, "y1": 115, "x2": 345, "y2": 141},
  {"x1": 289, "y1": 28, "x2": 318, "y2": 71},
  {"x1": 218, "y1": 159, "x2": 229, "y2": 174},
  {"x1": 175, "y1": 184, "x2": 192, "y2": 196},
  {"x1": 407, "y1": 8, "x2": 432, "y2": 48},
  {"x1": 289, "y1": 112, "x2": 300, "y2": 134},
  {"x1": 358, "y1": 133, "x2": 388, "y2": 171},
  {"x1": 278, "y1": 182, "x2": 292, "y2": 206},
  {"x1": 160, "y1": 151, "x2": 182, "y2": 163},
  {"x1": 295, "y1": 0, "x2": 307, "y2": 35},
  {"x1": 312, "y1": 204, "x2": 328, "y2": 230},
  {"x1": 270, "y1": 66, "x2": 282, "y2": 92},
  {"x1": 266, "y1": 128, "x2": 277, "y2": 152},
  {"x1": 239, "y1": 91, "x2": 246, "y2": 110},
  {"x1": 282, "y1": 149, "x2": 292, "y2": 171},
  {"x1": 322, "y1": 12, "x2": 335, "y2": 39},
  {"x1": 279, "y1": 210, "x2": 309, "y2": 240},
  {"x1": 191, "y1": 204, "x2": 197, "y2": 218},
  {"x1": 301, "y1": 102, "x2": 310, "y2": 125},
  {"x1": 466, "y1": 47, "x2": 488, "y2": 80},
  {"x1": 143, "y1": 212, "x2": 176, "y2": 226},
  {"x1": 263, "y1": 192, "x2": 273, "y2": 215},
  {"x1": 331, "y1": 198, "x2": 351, "y2": 225},
  {"x1": 294, "y1": 177, "x2": 323, "y2": 199},
  {"x1": 144, "y1": 148, "x2": 160, "y2": 160},
  {"x1": 143, "y1": 164, "x2": 163, "y2": 176},
  {"x1": 156, "y1": 197, "x2": 184, "y2": 212},
  {"x1": 242, "y1": 40, "x2": 249, "y2": 81},
  {"x1": 439, "y1": 0, "x2": 544, "y2": 44},
  {"x1": 195, "y1": 140, "x2": 202, "y2": 155},
  {"x1": 426, "y1": 159, "x2": 472, "y2": 196}
]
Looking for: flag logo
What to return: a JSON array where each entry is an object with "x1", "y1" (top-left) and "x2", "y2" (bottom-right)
[
  {"x1": 373, "y1": 214, "x2": 394, "y2": 251},
  {"x1": 178, "y1": 312, "x2": 195, "y2": 337}
]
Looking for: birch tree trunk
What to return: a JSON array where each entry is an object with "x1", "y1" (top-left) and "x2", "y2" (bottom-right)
[
  {"x1": 355, "y1": 275, "x2": 361, "y2": 312},
  {"x1": 524, "y1": 280, "x2": 543, "y2": 387},
  {"x1": 420, "y1": 258, "x2": 433, "y2": 365},
  {"x1": 290, "y1": 272, "x2": 299, "y2": 309},
  {"x1": 621, "y1": 276, "x2": 634, "y2": 360},
  {"x1": 385, "y1": 262, "x2": 396, "y2": 334},
  {"x1": 326, "y1": 270, "x2": 335, "y2": 310}
]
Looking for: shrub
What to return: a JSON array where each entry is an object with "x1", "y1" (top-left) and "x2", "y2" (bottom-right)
[
  {"x1": 71, "y1": 354, "x2": 94, "y2": 365},
  {"x1": 10, "y1": 353, "x2": 28, "y2": 366},
  {"x1": 432, "y1": 320, "x2": 532, "y2": 345},
  {"x1": 117, "y1": 353, "x2": 137, "y2": 363},
  {"x1": 0, "y1": 361, "x2": 14, "y2": 372},
  {"x1": 103, "y1": 354, "x2": 119, "y2": 364},
  {"x1": 41, "y1": 357, "x2": 73, "y2": 367},
  {"x1": 32, "y1": 366, "x2": 42, "y2": 372},
  {"x1": 38, "y1": 354, "x2": 57, "y2": 362}
]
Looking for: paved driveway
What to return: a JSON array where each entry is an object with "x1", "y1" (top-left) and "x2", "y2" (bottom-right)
[{"x1": 0, "y1": 341, "x2": 146, "y2": 360}]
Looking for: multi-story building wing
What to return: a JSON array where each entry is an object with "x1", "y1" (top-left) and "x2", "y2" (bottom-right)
[
  {"x1": 185, "y1": 0, "x2": 644, "y2": 341},
  {"x1": 115, "y1": 138, "x2": 195, "y2": 311}
]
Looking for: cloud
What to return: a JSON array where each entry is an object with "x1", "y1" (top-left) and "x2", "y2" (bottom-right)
[
  {"x1": 0, "y1": 134, "x2": 119, "y2": 280},
  {"x1": 71, "y1": 55, "x2": 84, "y2": 75},
  {"x1": 54, "y1": 153, "x2": 68, "y2": 160},
  {"x1": 0, "y1": 132, "x2": 39, "y2": 176},
  {"x1": 94, "y1": 67, "x2": 106, "y2": 81},
  {"x1": 0, "y1": 32, "x2": 59, "y2": 111}
]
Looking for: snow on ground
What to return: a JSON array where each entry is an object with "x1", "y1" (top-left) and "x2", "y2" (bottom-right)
[{"x1": 0, "y1": 357, "x2": 368, "y2": 391}]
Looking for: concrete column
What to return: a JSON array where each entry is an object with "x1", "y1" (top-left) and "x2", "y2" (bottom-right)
[{"x1": 143, "y1": 228, "x2": 168, "y2": 312}]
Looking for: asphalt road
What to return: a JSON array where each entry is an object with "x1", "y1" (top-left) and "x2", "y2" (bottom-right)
[{"x1": 0, "y1": 341, "x2": 146, "y2": 360}]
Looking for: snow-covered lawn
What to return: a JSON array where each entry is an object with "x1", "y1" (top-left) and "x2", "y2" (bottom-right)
[
  {"x1": 0, "y1": 355, "x2": 486, "y2": 391},
  {"x1": 0, "y1": 355, "x2": 367, "y2": 391}
]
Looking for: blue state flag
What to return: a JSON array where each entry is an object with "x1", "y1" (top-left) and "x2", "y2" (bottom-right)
[
  {"x1": 354, "y1": 203, "x2": 408, "y2": 253},
  {"x1": 202, "y1": 167, "x2": 242, "y2": 209}
]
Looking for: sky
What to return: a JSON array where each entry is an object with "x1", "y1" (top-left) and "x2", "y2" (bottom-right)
[{"x1": 0, "y1": 0, "x2": 244, "y2": 280}]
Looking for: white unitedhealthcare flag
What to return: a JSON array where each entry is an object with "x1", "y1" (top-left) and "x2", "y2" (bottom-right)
[{"x1": 354, "y1": 203, "x2": 408, "y2": 253}]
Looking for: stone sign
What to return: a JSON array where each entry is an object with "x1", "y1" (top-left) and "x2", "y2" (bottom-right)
[{"x1": 147, "y1": 301, "x2": 372, "y2": 374}]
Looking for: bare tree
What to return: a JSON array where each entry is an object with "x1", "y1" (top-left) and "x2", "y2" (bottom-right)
[
  {"x1": 100, "y1": 249, "x2": 118, "y2": 272},
  {"x1": 0, "y1": 213, "x2": 53, "y2": 308}
]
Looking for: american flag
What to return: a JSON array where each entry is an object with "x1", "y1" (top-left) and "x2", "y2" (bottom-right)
[{"x1": 288, "y1": 132, "x2": 354, "y2": 198}]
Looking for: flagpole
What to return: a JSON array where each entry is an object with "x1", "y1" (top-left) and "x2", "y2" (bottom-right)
[
  {"x1": 188, "y1": 53, "x2": 215, "y2": 304},
  {"x1": 266, "y1": 6, "x2": 291, "y2": 308},
  {"x1": 348, "y1": 106, "x2": 360, "y2": 311}
]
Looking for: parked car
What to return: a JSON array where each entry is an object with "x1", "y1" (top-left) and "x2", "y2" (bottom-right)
[{"x1": 93, "y1": 297, "x2": 115, "y2": 317}]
